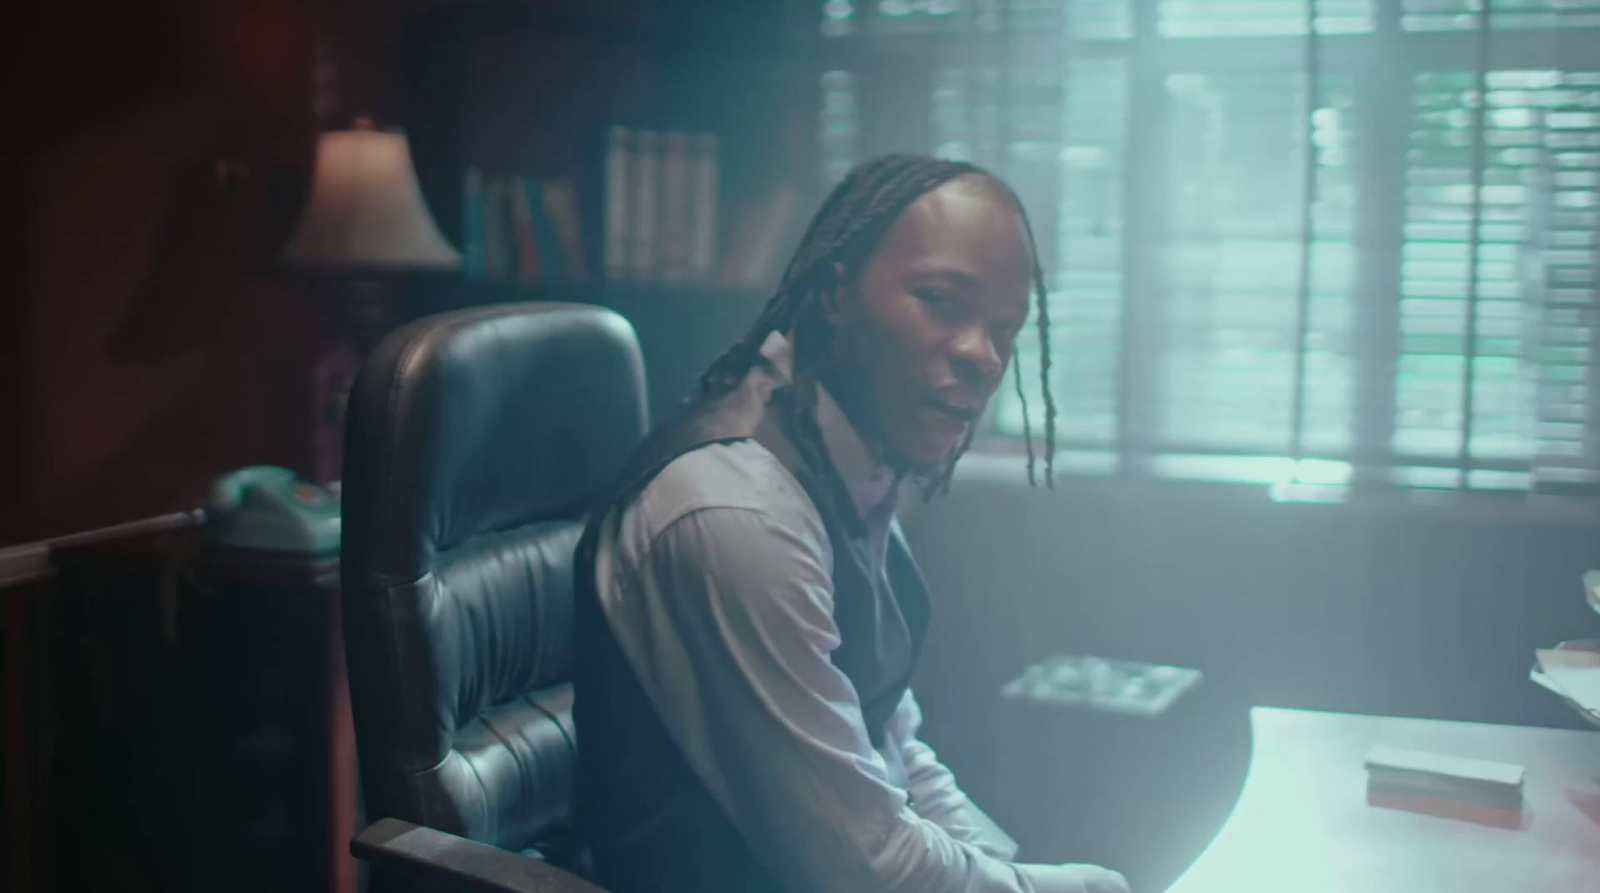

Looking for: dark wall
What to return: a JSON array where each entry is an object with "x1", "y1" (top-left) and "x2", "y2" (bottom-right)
[
  {"x1": 4, "y1": 0, "x2": 324, "y2": 546},
  {"x1": 906, "y1": 469, "x2": 1600, "y2": 728},
  {"x1": 901, "y1": 467, "x2": 1600, "y2": 887}
]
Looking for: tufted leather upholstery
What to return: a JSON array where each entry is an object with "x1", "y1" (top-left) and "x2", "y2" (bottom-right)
[{"x1": 341, "y1": 303, "x2": 648, "y2": 868}]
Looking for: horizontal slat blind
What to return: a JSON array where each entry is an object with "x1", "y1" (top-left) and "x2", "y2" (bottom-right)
[
  {"x1": 1016, "y1": 0, "x2": 1134, "y2": 39},
  {"x1": 1533, "y1": 73, "x2": 1600, "y2": 490},
  {"x1": 931, "y1": 65, "x2": 1005, "y2": 170},
  {"x1": 1402, "y1": 0, "x2": 1600, "y2": 32},
  {"x1": 1397, "y1": 68, "x2": 1600, "y2": 490},
  {"x1": 988, "y1": 59, "x2": 1129, "y2": 445},
  {"x1": 819, "y1": 69, "x2": 859, "y2": 184},
  {"x1": 1157, "y1": 0, "x2": 1374, "y2": 36},
  {"x1": 820, "y1": 0, "x2": 1133, "y2": 38},
  {"x1": 1155, "y1": 69, "x2": 1357, "y2": 456}
]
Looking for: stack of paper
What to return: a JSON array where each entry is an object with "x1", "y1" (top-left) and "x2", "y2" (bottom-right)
[
  {"x1": 1364, "y1": 744, "x2": 1525, "y2": 811},
  {"x1": 1528, "y1": 573, "x2": 1600, "y2": 729},
  {"x1": 1000, "y1": 654, "x2": 1202, "y2": 717},
  {"x1": 1531, "y1": 640, "x2": 1600, "y2": 728}
]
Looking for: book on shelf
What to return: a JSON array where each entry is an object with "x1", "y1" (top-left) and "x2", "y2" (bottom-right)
[
  {"x1": 628, "y1": 129, "x2": 659, "y2": 282},
  {"x1": 508, "y1": 176, "x2": 543, "y2": 284},
  {"x1": 481, "y1": 177, "x2": 510, "y2": 282},
  {"x1": 463, "y1": 168, "x2": 486, "y2": 279},
  {"x1": 604, "y1": 126, "x2": 631, "y2": 281},
  {"x1": 463, "y1": 170, "x2": 588, "y2": 285},
  {"x1": 658, "y1": 131, "x2": 692, "y2": 284},
  {"x1": 603, "y1": 124, "x2": 725, "y2": 288},
  {"x1": 541, "y1": 180, "x2": 586, "y2": 279},
  {"x1": 689, "y1": 133, "x2": 718, "y2": 284},
  {"x1": 523, "y1": 177, "x2": 565, "y2": 282}
]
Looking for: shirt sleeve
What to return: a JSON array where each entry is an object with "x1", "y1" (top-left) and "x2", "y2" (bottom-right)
[
  {"x1": 605, "y1": 497, "x2": 1050, "y2": 893},
  {"x1": 885, "y1": 691, "x2": 1020, "y2": 861}
]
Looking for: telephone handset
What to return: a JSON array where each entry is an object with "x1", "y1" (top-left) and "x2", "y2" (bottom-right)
[{"x1": 206, "y1": 465, "x2": 341, "y2": 555}]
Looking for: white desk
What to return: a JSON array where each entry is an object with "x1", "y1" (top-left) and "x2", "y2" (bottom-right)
[{"x1": 1167, "y1": 708, "x2": 1600, "y2": 892}]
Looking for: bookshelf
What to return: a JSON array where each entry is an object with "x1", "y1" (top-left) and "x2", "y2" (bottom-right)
[
  {"x1": 391, "y1": 4, "x2": 798, "y2": 423},
  {"x1": 403, "y1": 3, "x2": 805, "y2": 291}
]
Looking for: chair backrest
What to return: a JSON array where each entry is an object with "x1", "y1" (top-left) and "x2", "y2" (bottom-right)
[{"x1": 340, "y1": 302, "x2": 647, "y2": 857}]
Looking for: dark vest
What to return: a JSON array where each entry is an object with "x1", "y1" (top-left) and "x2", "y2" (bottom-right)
[{"x1": 572, "y1": 365, "x2": 932, "y2": 893}]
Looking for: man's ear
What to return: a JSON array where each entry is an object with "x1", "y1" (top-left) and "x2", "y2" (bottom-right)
[{"x1": 820, "y1": 261, "x2": 849, "y2": 326}]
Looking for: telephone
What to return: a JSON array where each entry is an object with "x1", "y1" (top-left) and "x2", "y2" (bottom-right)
[{"x1": 206, "y1": 465, "x2": 341, "y2": 556}]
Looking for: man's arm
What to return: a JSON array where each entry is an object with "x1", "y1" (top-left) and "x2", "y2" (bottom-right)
[
  {"x1": 887, "y1": 691, "x2": 1020, "y2": 861},
  {"x1": 601, "y1": 462, "x2": 1125, "y2": 893}
]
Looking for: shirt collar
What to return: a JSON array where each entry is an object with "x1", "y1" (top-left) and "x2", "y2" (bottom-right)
[{"x1": 756, "y1": 331, "x2": 899, "y2": 522}]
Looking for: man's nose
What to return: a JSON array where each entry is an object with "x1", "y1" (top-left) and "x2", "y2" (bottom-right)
[{"x1": 950, "y1": 325, "x2": 1004, "y2": 385}]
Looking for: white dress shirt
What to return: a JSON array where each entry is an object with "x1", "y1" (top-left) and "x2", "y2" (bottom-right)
[{"x1": 591, "y1": 333, "x2": 1127, "y2": 893}]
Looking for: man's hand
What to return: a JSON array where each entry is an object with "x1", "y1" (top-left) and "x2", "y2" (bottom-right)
[{"x1": 1017, "y1": 862, "x2": 1131, "y2": 893}]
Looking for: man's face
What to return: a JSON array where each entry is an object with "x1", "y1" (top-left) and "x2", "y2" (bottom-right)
[{"x1": 823, "y1": 176, "x2": 1034, "y2": 475}]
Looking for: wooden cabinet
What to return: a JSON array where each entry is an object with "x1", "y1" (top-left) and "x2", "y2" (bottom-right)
[{"x1": 37, "y1": 531, "x2": 355, "y2": 893}]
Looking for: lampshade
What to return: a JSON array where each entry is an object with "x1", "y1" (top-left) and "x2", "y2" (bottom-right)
[{"x1": 281, "y1": 124, "x2": 461, "y2": 270}]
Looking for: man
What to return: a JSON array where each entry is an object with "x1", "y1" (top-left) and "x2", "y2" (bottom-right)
[{"x1": 573, "y1": 154, "x2": 1128, "y2": 893}]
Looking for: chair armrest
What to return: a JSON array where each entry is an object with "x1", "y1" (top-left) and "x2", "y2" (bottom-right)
[{"x1": 351, "y1": 818, "x2": 607, "y2": 893}]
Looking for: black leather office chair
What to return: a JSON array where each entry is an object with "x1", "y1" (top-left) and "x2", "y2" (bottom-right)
[{"x1": 340, "y1": 303, "x2": 648, "y2": 893}]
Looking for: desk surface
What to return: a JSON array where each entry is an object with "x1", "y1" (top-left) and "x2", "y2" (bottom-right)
[{"x1": 1167, "y1": 708, "x2": 1600, "y2": 893}]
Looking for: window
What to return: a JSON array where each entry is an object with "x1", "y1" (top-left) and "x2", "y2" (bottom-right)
[
  {"x1": 1157, "y1": 68, "x2": 1357, "y2": 459},
  {"x1": 811, "y1": 1, "x2": 1600, "y2": 496},
  {"x1": 1399, "y1": 68, "x2": 1600, "y2": 491}
]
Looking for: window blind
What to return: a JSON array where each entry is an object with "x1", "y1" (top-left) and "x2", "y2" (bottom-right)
[
  {"x1": 985, "y1": 59, "x2": 1129, "y2": 446},
  {"x1": 819, "y1": 69, "x2": 859, "y2": 185},
  {"x1": 1402, "y1": 0, "x2": 1600, "y2": 32},
  {"x1": 1157, "y1": 0, "x2": 1373, "y2": 36},
  {"x1": 813, "y1": 1, "x2": 1600, "y2": 495},
  {"x1": 820, "y1": 0, "x2": 1133, "y2": 38},
  {"x1": 1398, "y1": 68, "x2": 1600, "y2": 490},
  {"x1": 1155, "y1": 69, "x2": 1357, "y2": 458}
]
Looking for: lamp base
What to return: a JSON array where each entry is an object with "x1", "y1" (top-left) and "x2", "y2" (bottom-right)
[
  {"x1": 311, "y1": 342, "x2": 359, "y2": 484},
  {"x1": 306, "y1": 277, "x2": 390, "y2": 484}
]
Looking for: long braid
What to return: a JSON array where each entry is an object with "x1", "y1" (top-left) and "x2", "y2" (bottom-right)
[
  {"x1": 923, "y1": 423, "x2": 978, "y2": 502},
  {"x1": 784, "y1": 306, "x2": 858, "y2": 525},
  {"x1": 697, "y1": 152, "x2": 1058, "y2": 495},
  {"x1": 1015, "y1": 211, "x2": 1057, "y2": 489},
  {"x1": 1036, "y1": 263, "x2": 1057, "y2": 490},
  {"x1": 1011, "y1": 348, "x2": 1037, "y2": 487}
]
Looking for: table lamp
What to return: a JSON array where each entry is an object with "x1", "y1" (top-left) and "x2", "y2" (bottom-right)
[
  {"x1": 281, "y1": 117, "x2": 461, "y2": 478},
  {"x1": 282, "y1": 115, "x2": 460, "y2": 307}
]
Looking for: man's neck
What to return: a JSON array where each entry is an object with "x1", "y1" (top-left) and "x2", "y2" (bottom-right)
[
  {"x1": 814, "y1": 363, "x2": 938, "y2": 483},
  {"x1": 807, "y1": 366, "x2": 909, "y2": 520}
]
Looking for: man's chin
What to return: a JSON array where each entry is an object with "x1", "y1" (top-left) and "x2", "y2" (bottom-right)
[{"x1": 885, "y1": 439, "x2": 960, "y2": 481}]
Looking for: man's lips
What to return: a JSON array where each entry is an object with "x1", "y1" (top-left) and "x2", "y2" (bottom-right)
[{"x1": 925, "y1": 396, "x2": 981, "y2": 423}]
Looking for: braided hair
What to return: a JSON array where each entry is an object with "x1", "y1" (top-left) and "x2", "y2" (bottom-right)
[{"x1": 700, "y1": 153, "x2": 1057, "y2": 499}]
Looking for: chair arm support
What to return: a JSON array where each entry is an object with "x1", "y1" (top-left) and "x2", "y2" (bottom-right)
[{"x1": 351, "y1": 818, "x2": 606, "y2": 893}]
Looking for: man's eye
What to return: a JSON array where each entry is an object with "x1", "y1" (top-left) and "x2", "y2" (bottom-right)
[{"x1": 915, "y1": 289, "x2": 955, "y2": 309}]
